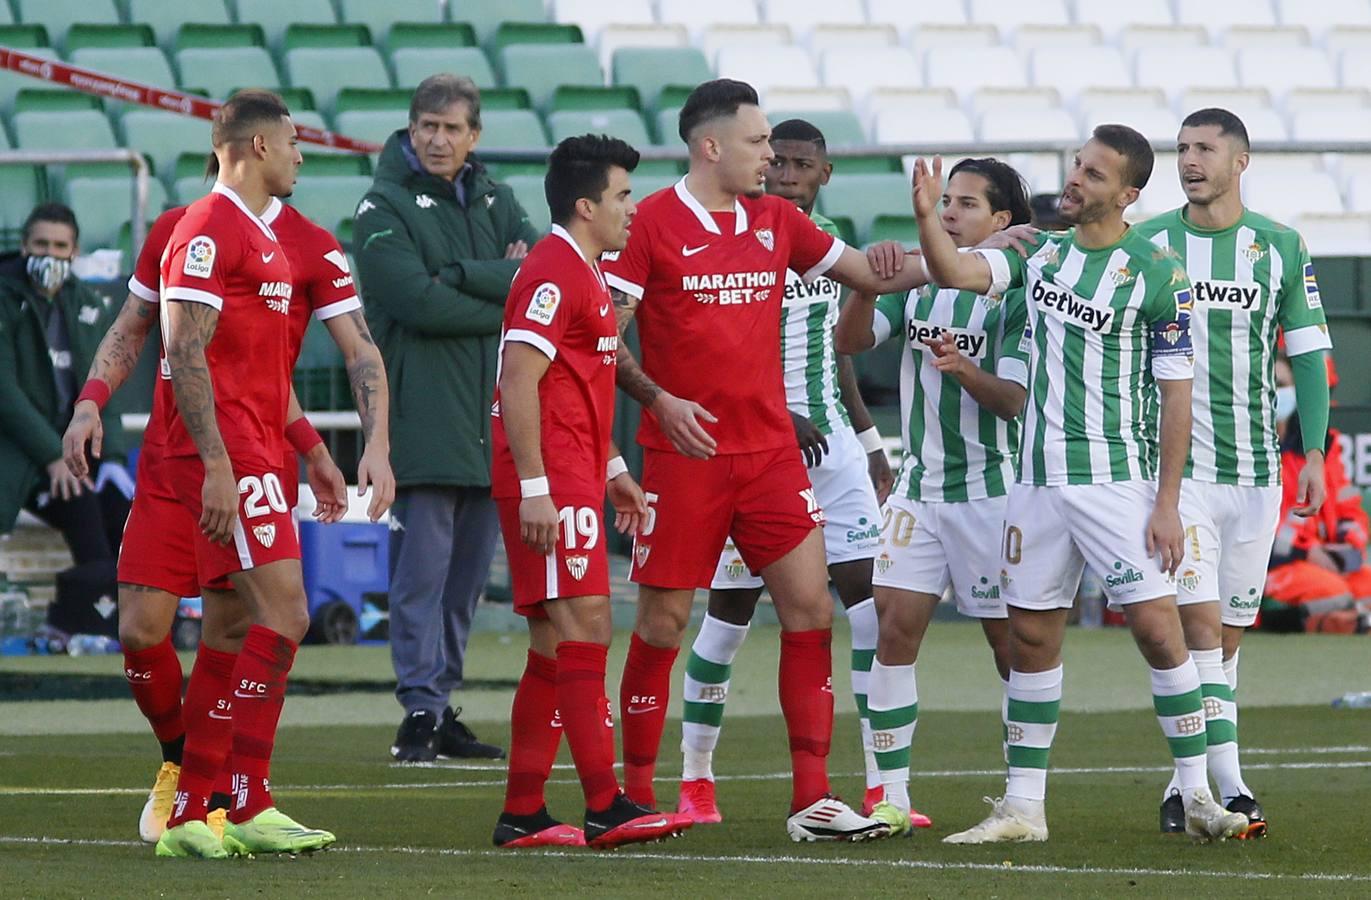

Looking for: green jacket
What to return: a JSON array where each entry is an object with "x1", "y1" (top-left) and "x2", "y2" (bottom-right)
[
  {"x1": 354, "y1": 130, "x2": 540, "y2": 488},
  {"x1": 0, "y1": 267, "x2": 124, "y2": 532}
]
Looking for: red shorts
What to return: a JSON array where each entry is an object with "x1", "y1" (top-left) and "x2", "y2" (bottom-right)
[
  {"x1": 630, "y1": 446, "x2": 823, "y2": 590},
  {"x1": 496, "y1": 493, "x2": 612, "y2": 618},
  {"x1": 118, "y1": 448, "x2": 212, "y2": 596},
  {"x1": 166, "y1": 455, "x2": 301, "y2": 585}
]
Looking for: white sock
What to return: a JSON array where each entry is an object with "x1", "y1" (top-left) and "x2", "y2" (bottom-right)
[
  {"x1": 844, "y1": 598, "x2": 880, "y2": 790},
  {"x1": 680, "y1": 614, "x2": 751, "y2": 781},
  {"x1": 1004, "y1": 666, "x2": 1062, "y2": 809},
  {"x1": 1223, "y1": 647, "x2": 1240, "y2": 692},
  {"x1": 1151, "y1": 658, "x2": 1208, "y2": 794},
  {"x1": 867, "y1": 660, "x2": 917, "y2": 813},
  {"x1": 1192, "y1": 647, "x2": 1250, "y2": 802}
]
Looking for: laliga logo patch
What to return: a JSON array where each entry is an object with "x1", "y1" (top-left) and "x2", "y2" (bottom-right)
[
  {"x1": 183, "y1": 235, "x2": 216, "y2": 278},
  {"x1": 565, "y1": 555, "x2": 589, "y2": 581},
  {"x1": 634, "y1": 543, "x2": 651, "y2": 568},
  {"x1": 754, "y1": 228, "x2": 774, "y2": 252},
  {"x1": 525, "y1": 282, "x2": 562, "y2": 326},
  {"x1": 253, "y1": 523, "x2": 276, "y2": 548}
]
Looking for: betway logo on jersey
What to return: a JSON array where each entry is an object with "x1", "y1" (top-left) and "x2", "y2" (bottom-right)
[
  {"x1": 682, "y1": 270, "x2": 778, "y2": 305},
  {"x1": 259, "y1": 280, "x2": 292, "y2": 314},
  {"x1": 782, "y1": 272, "x2": 840, "y2": 305},
  {"x1": 1192, "y1": 280, "x2": 1261, "y2": 311},
  {"x1": 908, "y1": 320, "x2": 987, "y2": 359},
  {"x1": 1031, "y1": 281, "x2": 1113, "y2": 333}
]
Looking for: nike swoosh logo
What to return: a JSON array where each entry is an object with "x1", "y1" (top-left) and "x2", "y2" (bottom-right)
[
  {"x1": 208, "y1": 711, "x2": 232, "y2": 720},
  {"x1": 233, "y1": 691, "x2": 264, "y2": 699},
  {"x1": 599, "y1": 304, "x2": 610, "y2": 316},
  {"x1": 682, "y1": 244, "x2": 709, "y2": 257},
  {"x1": 261, "y1": 252, "x2": 275, "y2": 263},
  {"x1": 633, "y1": 818, "x2": 669, "y2": 829},
  {"x1": 626, "y1": 705, "x2": 660, "y2": 715}
]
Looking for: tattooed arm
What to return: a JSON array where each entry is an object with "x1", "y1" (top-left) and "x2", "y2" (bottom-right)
[
  {"x1": 323, "y1": 308, "x2": 395, "y2": 519},
  {"x1": 164, "y1": 300, "x2": 237, "y2": 545},
  {"x1": 63, "y1": 293, "x2": 158, "y2": 477}
]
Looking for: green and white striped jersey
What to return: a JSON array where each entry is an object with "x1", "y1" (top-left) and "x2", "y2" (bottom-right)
[
  {"x1": 871, "y1": 285, "x2": 1030, "y2": 501},
  {"x1": 780, "y1": 211, "x2": 850, "y2": 435},
  {"x1": 1134, "y1": 208, "x2": 1332, "y2": 486},
  {"x1": 979, "y1": 228, "x2": 1195, "y2": 486}
]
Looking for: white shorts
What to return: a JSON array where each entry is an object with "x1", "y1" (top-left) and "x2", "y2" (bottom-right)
[
  {"x1": 709, "y1": 424, "x2": 881, "y2": 590},
  {"x1": 1176, "y1": 480, "x2": 1281, "y2": 628},
  {"x1": 1001, "y1": 481, "x2": 1176, "y2": 611},
  {"x1": 871, "y1": 494, "x2": 1008, "y2": 619}
]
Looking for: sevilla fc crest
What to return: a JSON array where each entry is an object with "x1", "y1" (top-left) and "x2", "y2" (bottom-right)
[
  {"x1": 566, "y1": 555, "x2": 589, "y2": 581},
  {"x1": 634, "y1": 543, "x2": 651, "y2": 569},
  {"x1": 253, "y1": 523, "x2": 276, "y2": 548},
  {"x1": 754, "y1": 228, "x2": 774, "y2": 252}
]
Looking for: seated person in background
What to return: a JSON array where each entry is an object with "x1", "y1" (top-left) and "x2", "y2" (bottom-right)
[{"x1": 1264, "y1": 353, "x2": 1370, "y2": 633}]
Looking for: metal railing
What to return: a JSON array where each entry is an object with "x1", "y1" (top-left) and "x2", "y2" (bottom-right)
[{"x1": 0, "y1": 149, "x2": 152, "y2": 252}]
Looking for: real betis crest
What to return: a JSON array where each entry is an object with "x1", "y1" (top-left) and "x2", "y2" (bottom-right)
[
  {"x1": 1242, "y1": 240, "x2": 1267, "y2": 263},
  {"x1": 724, "y1": 556, "x2": 747, "y2": 580},
  {"x1": 1109, "y1": 265, "x2": 1133, "y2": 287}
]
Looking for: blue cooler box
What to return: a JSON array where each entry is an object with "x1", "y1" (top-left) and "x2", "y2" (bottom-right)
[{"x1": 298, "y1": 520, "x2": 389, "y2": 644}]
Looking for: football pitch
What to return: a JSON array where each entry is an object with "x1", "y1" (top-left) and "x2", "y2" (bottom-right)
[{"x1": 2, "y1": 622, "x2": 1368, "y2": 898}]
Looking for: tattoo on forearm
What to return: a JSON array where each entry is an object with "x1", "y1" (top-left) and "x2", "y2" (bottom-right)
[
  {"x1": 345, "y1": 309, "x2": 377, "y2": 347},
  {"x1": 346, "y1": 356, "x2": 382, "y2": 441},
  {"x1": 166, "y1": 302, "x2": 227, "y2": 463},
  {"x1": 611, "y1": 288, "x2": 638, "y2": 337},
  {"x1": 615, "y1": 344, "x2": 661, "y2": 407},
  {"x1": 89, "y1": 296, "x2": 154, "y2": 386}
]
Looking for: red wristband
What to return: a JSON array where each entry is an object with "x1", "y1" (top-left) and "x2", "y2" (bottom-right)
[
  {"x1": 76, "y1": 379, "x2": 112, "y2": 411},
  {"x1": 286, "y1": 417, "x2": 324, "y2": 455}
]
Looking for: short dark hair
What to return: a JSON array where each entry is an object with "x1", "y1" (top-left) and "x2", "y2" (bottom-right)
[
  {"x1": 22, "y1": 202, "x2": 79, "y2": 244},
  {"x1": 947, "y1": 158, "x2": 1032, "y2": 226},
  {"x1": 212, "y1": 89, "x2": 291, "y2": 150},
  {"x1": 545, "y1": 134, "x2": 640, "y2": 226},
  {"x1": 1181, "y1": 107, "x2": 1250, "y2": 151},
  {"x1": 1091, "y1": 123, "x2": 1154, "y2": 190},
  {"x1": 770, "y1": 118, "x2": 827, "y2": 154},
  {"x1": 410, "y1": 73, "x2": 481, "y2": 130},
  {"x1": 678, "y1": 78, "x2": 759, "y2": 143}
]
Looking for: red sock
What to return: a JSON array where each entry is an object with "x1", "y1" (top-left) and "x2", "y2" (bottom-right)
[
  {"x1": 123, "y1": 636, "x2": 185, "y2": 747},
  {"x1": 556, "y1": 641, "x2": 619, "y2": 812},
  {"x1": 166, "y1": 644, "x2": 236, "y2": 828},
  {"x1": 619, "y1": 632, "x2": 677, "y2": 808},
  {"x1": 503, "y1": 650, "x2": 562, "y2": 816},
  {"x1": 227, "y1": 625, "x2": 296, "y2": 824},
  {"x1": 779, "y1": 629, "x2": 834, "y2": 813}
]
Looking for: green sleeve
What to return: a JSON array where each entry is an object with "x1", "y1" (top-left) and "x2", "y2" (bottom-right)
[
  {"x1": 1290, "y1": 351, "x2": 1330, "y2": 455},
  {"x1": 0, "y1": 308, "x2": 63, "y2": 466},
  {"x1": 872, "y1": 292, "x2": 905, "y2": 345},
  {"x1": 439, "y1": 257, "x2": 522, "y2": 302},
  {"x1": 1277, "y1": 236, "x2": 1331, "y2": 358},
  {"x1": 998, "y1": 288, "x2": 1031, "y2": 366},
  {"x1": 1142, "y1": 256, "x2": 1192, "y2": 324}
]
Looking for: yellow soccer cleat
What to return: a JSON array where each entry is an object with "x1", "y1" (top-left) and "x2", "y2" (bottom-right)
[
  {"x1": 154, "y1": 820, "x2": 229, "y2": 859},
  {"x1": 206, "y1": 808, "x2": 228, "y2": 842},
  {"x1": 870, "y1": 800, "x2": 914, "y2": 837},
  {"x1": 221, "y1": 807, "x2": 336, "y2": 856},
  {"x1": 139, "y1": 762, "x2": 181, "y2": 843}
]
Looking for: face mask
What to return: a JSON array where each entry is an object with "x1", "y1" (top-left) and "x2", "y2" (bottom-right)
[
  {"x1": 26, "y1": 254, "x2": 71, "y2": 294},
  {"x1": 1275, "y1": 385, "x2": 1297, "y2": 423}
]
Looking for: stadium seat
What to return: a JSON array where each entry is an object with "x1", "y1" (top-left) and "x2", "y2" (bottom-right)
[
  {"x1": 808, "y1": 24, "x2": 897, "y2": 53},
  {"x1": 611, "y1": 47, "x2": 710, "y2": 113},
  {"x1": 1178, "y1": 0, "x2": 1278, "y2": 37},
  {"x1": 1245, "y1": 153, "x2": 1323, "y2": 176},
  {"x1": 64, "y1": 24, "x2": 157, "y2": 51},
  {"x1": 234, "y1": 0, "x2": 338, "y2": 51},
  {"x1": 1237, "y1": 47, "x2": 1339, "y2": 98},
  {"x1": 479, "y1": 109, "x2": 550, "y2": 151},
  {"x1": 390, "y1": 47, "x2": 497, "y2": 90},
  {"x1": 1278, "y1": 0, "x2": 1371, "y2": 30},
  {"x1": 597, "y1": 24, "x2": 689, "y2": 70},
  {"x1": 715, "y1": 46, "x2": 819, "y2": 96},
  {"x1": 908, "y1": 24, "x2": 998, "y2": 54},
  {"x1": 867, "y1": 0, "x2": 967, "y2": 27},
  {"x1": 968, "y1": 0, "x2": 1071, "y2": 30},
  {"x1": 1177, "y1": 87, "x2": 1274, "y2": 123},
  {"x1": 501, "y1": 44, "x2": 603, "y2": 112},
  {"x1": 759, "y1": 0, "x2": 867, "y2": 39},
  {"x1": 0, "y1": 46, "x2": 59, "y2": 115},
  {"x1": 1029, "y1": 47, "x2": 1130, "y2": 100},
  {"x1": 0, "y1": 165, "x2": 47, "y2": 234},
  {"x1": 1005, "y1": 151, "x2": 1065, "y2": 193},
  {"x1": 1130, "y1": 163, "x2": 1187, "y2": 220},
  {"x1": 176, "y1": 47, "x2": 281, "y2": 99},
  {"x1": 548, "y1": 84, "x2": 640, "y2": 112},
  {"x1": 1291, "y1": 109, "x2": 1371, "y2": 143},
  {"x1": 819, "y1": 173, "x2": 913, "y2": 243},
  {"x1": 65, "y1": 175, "x2": 169, "y2": 249},
  {"x1": 0, "y1": 23, "x2": 48, "y2": 48},
  {"x1": 461, "y1": 0, "x2": 548, "y2": 43},
  {"x1": 971, "y1": 87, "x2": 1063, "y2": 117},
  {"x1": 820, "y1": 47, "x2": 921, "y2": 105},
  {"x1": 298, "y1": 152, "x2": 370, "y2": 177},
  {"x1": 69, "y1": 47, "x2": 175, "y2": 91},
  {"x1": 1110, "y1": 107, "x2": 1187, "y2": 143},
  {"x1": 978, "y1": 108, "x2": 1080, "y2": 143},
  {"x1": 1221, "y1": 25, "x2": 1309, "y2": 48},
  {"x1": 283, "y1": 23, "x2": 371, "y2": 51},
  {"x1": 1285, "y1": 87, "x2": 1371, "y2": 115},
  {"x1": 173, "y1": 174, "x2": 211, "y2": 205},
  {"x1": 338, "y1": 0, "x2": 443, "y2": 44},
  {"x1": 333, "y1": 110, "x2": 402, "y2": 147},
  {"x1": 873, "y1": 107, "x2": 973, "y2": 145},
  {"x1": 765, "y1": 87, "x2": 850, "y2": 112},
  {"x1": 1117, "y1": 24, "x2": 1209, "y2": 57},
  {"x1": 1235, "y1": 107, "x2": 1291, "y2": 141},
  {"x1": 1134, "y1": 47, "x2": 1239, "y2": 101},
  {"x1": 120, "y1": 109, "x2": 210, "y2": 180},
  {"x1": 13, "y1": 110, "x2": 117, "y2": 150},
  {"x1": 14, "y1": 0, "x2": 118, "y2": 51},
  {"x1": 1077, "y1": 87, "x2": 1168, "y2": 125},
  {"x1": 173, "y1": 23, "x2": 267, "y2": 51},
  {"x1": 1297, "y1": 213, "x2": 1371, "y2": 257},
  {"x1": 288, "y1": 175, "x2": 372, "y2": 234},
  {"x1": 486, "y1": 22, "x2": 584, "y2": 59},
  {"x1": 554, "y1": 0, "x2": 655, "y2": 44},
  {"x1": 546, "y1": 109, "x2": 651, "y2": 146},
  {"x1": 13, "y1": 88, "x2": 101, "y2": 113},
  {"x1": 0, "y1": 2, "x2": 13, "y2": 24},
  {"x1": 1071, "y1": 0, "x2": 1174, "y2": 36},
  {"x1": 385, "y1": 22, "x2": 477, "y2": 52},
  {"x1": 334, "y1": 87, "x2": 411, "y2": 115},
  {"x1": 1341, "y1": 52, "x2": 1371, "y2": 90},
  {"x1": 1243, "y1": 172, "x2": 1345, "y2": 222},
  {"x1": 924, "y1": 47, "x2": 1025, "y2": 99},
  {"x1": 503, "y1": 174, "x2": 551, "y2": 233},
  {"x1": 286, "y1": 47, "x2": 391, "y2": 114},
  {"x1": 129, "y1": 0, "x2": 230, "y2": 47},
  {"x1": 1326, "y1": 25, "x2": 1371, "y2": 58},
  {"x1": 767, "y1": 109, "x2": 864, "y2": 146},
  {"x1": 1013, "y1": 24, "x2": 1102, "y2": 50},
  {"x1": 1345, "y1": 173, "x2": 1371, "y2": 211},
  {"x1": 658, "y1": 0, "x2": 762, "y2": 39},
  {"x1": 700, "y1": 24, "x2": 792, "y2": 64}
]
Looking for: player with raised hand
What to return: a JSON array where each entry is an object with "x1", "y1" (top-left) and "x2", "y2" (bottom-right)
[
  {"x1": 1135, "y1": 108, "x2": 1332, "y2": 838},
  {"x1": 911, "y1": 126, "x2": 1248, "y2": 844},
  {"x1": 833, "y1": 157, "x2": 1034, "y2": 836},
  {"x1": 489, "y1": 134, "x2": 690, "y2": 850},
  {"x1": 675, "y1": 118, "x2": 892, "y2": 826},
  {"x1": 603, "y1": 79, "x2": 932, "y2": 843}
]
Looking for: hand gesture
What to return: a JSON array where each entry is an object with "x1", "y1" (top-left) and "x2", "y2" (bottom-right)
[
  {"x1": 923, "y1": 329, "x2": 974, "y2": 380},
  {"x1": 62, "y1": 400, "x2": 103, "y2": 480},
  {"x1": 519, "y1": 495, "x2": 559, "y2": 555},
  {"x1": 867, "y1": 447, "x2": 894, "y2": 505},
  {"x1": 790, "y1": 411, "x2": 829, "y2": 468},
  {"x1": 651, "y1": 392, "x2": 718, "y2": 459},
  {"x1": 357, "y1": 442, "x2": 397, "y2": 522},
  {"x1": 1292, "y1": 452, "x2": 1327, "y2": 516},
  {"x1": 305, "y1": 450, "x2": 348, "y2": 524},
  {"x1": 46, "y1": 458, "x2": 89, "y2": 501},
  {"x1": 865, "y1": 240, "x2": 908, "y2": 280},
  {"x1": 1145, "y1": 502, "x2": 1185, "y2": 577},
  {"x1": 607, "y1": 472, "x2": 649, "y2": 535},
  {"x1": 977, "y1": 223, "x2": 1041, "y2": 257},
  {"x1": 912, "y1": 156, "x2": 944, "y2": 219},
  {"x1": 200, "y1": 465, "x2": 238, "y2": 545}
]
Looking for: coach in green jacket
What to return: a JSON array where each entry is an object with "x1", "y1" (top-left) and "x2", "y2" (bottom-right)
[
  {"x1": 354, "y1": 74, "x2": 539, "y2": 762},
  {"x1": 0, "y1": 202, "x2": 129, "y2": 557}
]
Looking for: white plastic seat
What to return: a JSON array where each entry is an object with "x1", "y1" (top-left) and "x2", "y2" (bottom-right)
[
  {"x1": 765, "y1": 86, "x2": 850, "y2": 111},
  {"x1": 1135, "y1": 47, "x2": 1239, "y2": 101},
  {"x1": 1236, "y1": 107, "x2": 1291, "y2": 141},
  {"x1": 701, "y1": 24, "x2": 791, "y2": 62},
  {"x1": 1071, "y1": 0, "x2": 1174, "y2": 38},
  {"x1": 597, "y1": 25, "x2": 688, "y2": 70},
  {"x1": 1275, "y1": 0, "x2": 1371, "y2": 32},
  {"x1": 908, "y1": 24, "x2": 998, "y2": 54},
  {"x1": 715, "y1": 45, "x2": 819, "y2": 95},
  {"x1": 1007, "y1": 152, "x2": 1066, "y2": 193},
  {"x1": 1013, "y1": 24, "x2": 1101, "y2": 50},
  {"x1": 867, "y1": 0, "x2": 967, "y2": 27},
  {"x1": 977, "y1": 107, "x2": 1081, "y2": 143},
  {"x1": 659, "y1": 0, "x2": 761, "y2": 38},
  {"x1": 873, "y1": 107, "x2": 973, "y2": 145},
  {"x1": 1344, "y1": 173, "x2": 1371, "y2": 211},
  {"x1": 971, "y1": 87, "x2": 1062, "y2": 116},
  {"x1": 1341, "y1": 52, "x2": 1371, "y2": 90},
  {"x1": 761, "y1": 0, "x2": 866, "y2": 39},
  {"x1": 924, "y1": 46, "x2": 1024, "y2": 99},
  {"x1": 1177, "y1": 87, "x2": 1274, "y2": 123},
  {"x1": 1237, "y1": 47, "x2": 1339, "y2": 98},
  {"x1": 1078, "y1": 87, "x2": 1168, "y2": 125},
  {"x1": 1030, "y1": 46, "x2": 1130, "y2": 101},
  {"x1": 554, "y1": 0, "x2": 654, "y2": 43},
  {"x1": 1291, "y1": 109, "x2": 1371, "y2": 142},
  {"x1": 1243, "y1": 172, "x2": 1346, "y2": 222},
  {"x1": 1118, "y1": 24, "x2": 1209, "y2": 57},
  {"x1": 1131, "y1": 164, "x2": 1187, "y2": 220},
  {"x1": 821, "y1": 47, "x2": 920, "y2": 104},
  {"x1": 808, "y1": 24, "x2": 897, "y2": 53},
  {"x1": 1294, "y1": 213, "x2": 1371, "y2": 256},
  {"x1": 859, "y1": 86, "x2": 956, "y2": 133},
  {"x1": 1283, "y1": 87, "x2": 1371, "y2": 114},
  {"x1": 1326, "y1": 25, "x2": 1371, "y2": 57},
  {"x1": 968, "y1": 0, "x2": 1070, "y2": 30},
  {"x1": 1175, "y1": 0, "x2": 1277, "y2": 38},
  {"x1": 1094, "y1": 107, "x2": 1181, "y2": 144},
  {"x1": 1221, "y1": 25, "x2": 1309, "y2": 48}
]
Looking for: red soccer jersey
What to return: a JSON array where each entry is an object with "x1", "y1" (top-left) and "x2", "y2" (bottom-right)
[
  {"x1": 158, "y1": 184, "x2": 295, "y2": 470},
  {"x1": 601, "y1": 179, "x2": 843, "y2": 454},
  {"x1": 490, "y1": 225, "x2": 619, "y2": 500}
]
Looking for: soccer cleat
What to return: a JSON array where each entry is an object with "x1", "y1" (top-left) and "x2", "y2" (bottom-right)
[
  {"x1": 390, "y1": 709, "x2": 438, "y2": 763},
  {"x1": 584, "y1": 793, "x2": 691, "y2": 849},
  {"x1": 221, "y1": 807, "x2": 336, "y2": 855},
  {"x1": 139, "y1": 761, "x2": 181, "y2": 843},
  {"x1": 861, "y1": 785, "x2": 884, "y2": 816},
  {"x1": 1226, "y1": 795, "x2": 1267, "y2": 840},
  {"x1": 435, "y1": 706, "x2": 505, "y2": 760},
  {"x1": 206, "y1": 808, "x2": 228, "y2": 842},
  {"x1": 493, "y1": 807, "x2": 586, "y2": 848},
  {"x1": 909, "y1": 806, "x2": 934, "y2": 829},
  {"x1": 154, "y1": 820, "x2": 228, "y2": 859},
  {"x1": 1160, "y1": 790, "x2": 1186, "y2": 834},
  {"x1": 1183, "y1": 788, "x2": 1248, "y2": 842},
  {"x1": 786, "y1": 795, "x2": 892, "y2": 843},
  {"x1": 942, "y1": 796, "x2": 1048, "y2": 844},
  {"x1": 869, "y1": 800, "x2": 913, "y2": 837},
  {"x1": 676, "y1": 778, "x2": 722, "y2": 824}
]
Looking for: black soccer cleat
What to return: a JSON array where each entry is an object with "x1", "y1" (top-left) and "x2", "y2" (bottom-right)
[
  {"x1": 1160, "y1": 790, "x2": 1186, "y2": 834},
  {"x1": 584, "y1": 793, "x2": 690, "y2": 849},
  {"x1": 390, "y1": 708, "x2": 438, "y2": 763},
  {"x1": 435, "y1": 706, "x2": 505, "y2": 760},
  {"x1": 493, "y1": 806, "x2": 585, "y2": 848},
  {"x1": 1226, "y1": 794, "x2": 1268, "y2": 839}
]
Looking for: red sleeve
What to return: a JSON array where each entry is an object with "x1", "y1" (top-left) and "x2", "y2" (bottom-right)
[
  {"x1": 128, "y1": 207, "x2": 185, "y2": 303},
  {"x1": 301, "y1": 226, "x2": 362, "y2": 320},
  {"x1": 780, "y1": 200, "x2": 844, "y2": 283},
  {"x1": 503, "y1": 273, "x2": 578, "y2": 361},
  {"x1": 161, "y1": 215, "x2": 239, "y2": 310},
  {"x1": 601, "y1": 214, "x2": 653, "y2": 300},
  {"x1": 1326, "y1": 439, "x2": 1370, "y2": 548}
]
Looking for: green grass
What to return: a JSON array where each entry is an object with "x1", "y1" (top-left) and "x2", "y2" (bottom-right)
[{"x1": 1, "y1": 623, "x2": 1369, "y2": 897}]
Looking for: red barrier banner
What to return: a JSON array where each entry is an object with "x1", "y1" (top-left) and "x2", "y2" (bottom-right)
[{"x1": 0, "y1": 46, "x2": 382, "y2": 154}]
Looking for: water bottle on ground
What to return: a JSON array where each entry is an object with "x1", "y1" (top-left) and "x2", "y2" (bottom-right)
[{"x1": 1331, "y1": 691, "x2": 1371, "y2": 709}]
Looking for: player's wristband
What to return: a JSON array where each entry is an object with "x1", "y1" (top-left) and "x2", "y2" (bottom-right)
[
  {"x1": 856, "y1": 427, "x2": 884, "y2": 454},
  {"x1": 606, "y1": 456, "x2": 627, "y2": 482},
  {"x1": 286, "y1": 417, "x2": 325, "y2": 455},
  {"x1": 76, "y1": 378, "x2": 112, "y2": 411},
  {"x1": 520, "y1": 476, "x2": 550, "y2": 499}
]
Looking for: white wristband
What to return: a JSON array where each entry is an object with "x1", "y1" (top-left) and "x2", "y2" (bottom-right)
[
  {"x1": 519, "y1": 476, "x2": 550, "y2": 499},
  {"x1": 857, "y1": 427, "x2": 884, "y2": 454},
  {"x1": 606, "y1": 456, "x2": 628, "y2": 481}
]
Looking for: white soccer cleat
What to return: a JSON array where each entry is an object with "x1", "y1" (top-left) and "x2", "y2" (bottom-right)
[
  {"x1": 786, "y1": 795, "x2": 893, "y2": 843},
  {"x1": 139, "y1": 761, "x2": 180, "y2": 843},
  {"x1": 1183, "y1": 788, "x2": 1249, "y2": 842},
  {"x1": 942, "y1": 796, "x2": 1048, "y2": 844}
]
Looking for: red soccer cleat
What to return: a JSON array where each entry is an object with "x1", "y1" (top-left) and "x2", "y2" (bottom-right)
[
  {"x1": 493, "y1": 808, "x2": 586, "y2": 849},
  {"x1": 909, "y1": 805, "x2": 933, "y2": 828},
  {"x1": 861, "y1": 786, "x2": 884, "y2": 817},
  {"x1": 586, "y1": 794, "x2": 692, "y2": 849},
  {"x1": 677, "y1": 778, "x2": 723, "y2": 824}
]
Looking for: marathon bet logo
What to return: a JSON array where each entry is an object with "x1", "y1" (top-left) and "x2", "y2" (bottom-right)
[
  {"x1": 681, "y1": 270, "x2": 778, "y2": 306},
  {"x1": 1106, "y1": 560, "x2": 1144, "y2": 589},
  {"x1": 1031, "y1": 280, "x2": 1113, "y2": 333}
]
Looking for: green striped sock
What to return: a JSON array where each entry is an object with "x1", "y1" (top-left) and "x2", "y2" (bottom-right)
[
  {"x1": 845, "y1": 598, "x2": 878, "y2": 790},
  {"x1": 1004, "y1": 666, "x2": 1062, "y2": 804},
  {"x1": 680, "y1": 615, "x2": 750, "y2": 781},
  {"x1": 867, "y1": 660, "x2": 917, "y2": 811},
  {"x1": 1151, "y1": 659, "x2": 1208, "y2": 793},
  {"x1": 1194, "y1": 647, "x2": 1249, "y2": 801}
]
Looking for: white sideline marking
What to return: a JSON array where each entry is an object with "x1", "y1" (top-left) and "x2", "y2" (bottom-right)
[
  {"x1": 1, "y1": 835, "x2": 1369, "y2": 884},
  {"x1": 3, "y1": 758, "x2": 1369, "y2": 797}
]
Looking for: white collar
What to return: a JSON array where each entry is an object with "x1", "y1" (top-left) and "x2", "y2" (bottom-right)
[
  {"x1": 673, "y1": 177, "x2": 748, "y2": 235},
  {"x1": 211, "y1": 182, "x2": 279, "y2": 242},
  {"x1": 260, "y1": 196, "x2": 283, "y2": 226},
  {"x1": 550, "y1": 223, "x2": 607, "y2": 291}
]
